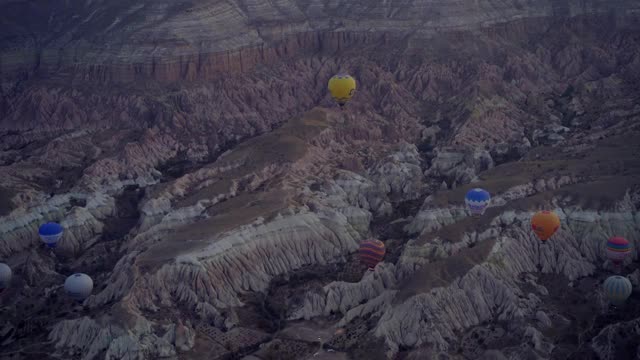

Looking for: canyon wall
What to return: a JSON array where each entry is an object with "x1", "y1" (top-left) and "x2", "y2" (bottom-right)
[{"x1": 1, "y1": 0, "x2": 640, "y2": 82}]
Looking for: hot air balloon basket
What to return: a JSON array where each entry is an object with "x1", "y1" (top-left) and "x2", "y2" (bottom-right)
[{"x1": 337, "y1": 260, "x2": 368, "y2": 283}]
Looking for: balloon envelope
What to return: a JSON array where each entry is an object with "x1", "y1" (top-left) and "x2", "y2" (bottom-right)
[
  {"x1": 530, "y1": 211, "x2": 560, "y2": 241},
  {"x1": 328, "y1": 74, "x2": 356, "y2": 106},
  {"x1": 39, "y1": 222, "x2": 63, "y2": 248},
  {"x1": 359, "y1": 239, "x2": 386, "y2": 270},
  {"x1": 603, "y1": 275, "x2": 632, "y2": 305},
  {"x1": 465, "y1": 188, "x2": 491, "y2": 215},
  {"x1": 0, "y1": 263, "x2": 11, "y2": 291},
  {"x1": 606, "y1": 236, "x2": 631, "y2": 265},
  {"x1": 64, "y1": 273, "x2": 93, "y2": 301}
]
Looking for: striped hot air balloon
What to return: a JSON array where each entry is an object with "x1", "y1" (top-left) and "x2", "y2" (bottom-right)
[
  {"x1": 606, "y1": 236, "x2": 631, "y2": 266},
  {"x1": 603, "y1": 275, "x2": 632, "y2": 305},
  {"x1": 465, "y1": 188, "x2": 491, "y2": 216},
  {"x1": 359, "y1": 239, "x2": 386, "y2": 271}
]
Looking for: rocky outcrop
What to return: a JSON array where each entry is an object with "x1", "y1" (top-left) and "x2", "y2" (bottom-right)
[
  {"x1": 287, "y1": 264, "x2": 398, "y2": 322},
  {"x1": 23, "y1": 248, "x2": 63, "y2": 287},
  {"x1": 490, "y1": 138, "x2": 532, "y2": 165},
  {"x1": 130, "y1": 208, "x2": 363, "y2": 310},
  {"x1": 49, "y1": 314, "x2": 182, "y2": 360},
  {"x1": 591, "y1": 317, "x2": 640, "y2": 360},
  {"x1": 320, "y1": 171, "x2": 392, "y2": 219},
  {"x1": 0, "y1": 192, "x2": 115, "y2": 257},
  {"x1": 293, "y1": 206, "x2": 639, "y2": 358},
  {"x1": 424, "y1": 147, "x2": 494, "y2": 188},
  {"x1": 368, "y1": 142, "x2": 425, "y2": 201}
]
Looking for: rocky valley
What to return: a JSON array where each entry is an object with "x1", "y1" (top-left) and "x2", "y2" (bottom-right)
[{"x1": 1, "y1": 1, "x2": 640, "y2": 359}]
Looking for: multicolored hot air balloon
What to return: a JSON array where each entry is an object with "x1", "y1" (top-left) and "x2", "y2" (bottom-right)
[
  {"x1": 603, "y1": 275, "x2": 632, "y2": 305},
  {"x1": 465, "y1": 188, "x2": 491, "y2": 216},
  {"x1": 0, "y1": 263, "x2": 11, "y2": 293},
  {"x1": 530, "y1": 211, "x2": 560, "y2": 242},
  {"x1": 359, "y1": 239, "x2": 386, "y2": 271},
  {"x1": 328, "y1": 74, "x2": 356, "y2": 108},
  {"x1": 39, "y1": 222, "x2": 63, "y2": 248},
  {"x1": 64, "y1": 273, "x2": 93, "y2": 302},
  {"x1": 606, "y1": 236, "x2": 631, "y2": 266}
]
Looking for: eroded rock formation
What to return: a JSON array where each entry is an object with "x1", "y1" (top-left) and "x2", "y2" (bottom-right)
[{"x1": 1, "y1": 2, "x2": 640, "y2": 360}]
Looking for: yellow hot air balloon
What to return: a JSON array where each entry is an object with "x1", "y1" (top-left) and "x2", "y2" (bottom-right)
[
  {"x1": 531, "y1": 210, "x2": 561, "y2": 242},
  {"x1": 328, "y1": 73, "x2": 356, "y2": 107}
]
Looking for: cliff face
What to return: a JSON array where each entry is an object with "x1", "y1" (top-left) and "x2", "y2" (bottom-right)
[
  {"x1": 2, "y1": 2, "x2": 640, "y2": 360},
  {"x1": 1, "y1": 0, "x2": 639, "y2": 82}
]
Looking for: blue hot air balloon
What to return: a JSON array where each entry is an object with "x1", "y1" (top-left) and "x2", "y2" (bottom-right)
[
  {"x1": 39, "y1": 222, "x2": 63, "y2": 248},
  {"x1": 465, "y1": 188, "x2": 491, "y2": 216},
  {"x1": 603, "y1": 275, "x2": 632, "y2": 306}
]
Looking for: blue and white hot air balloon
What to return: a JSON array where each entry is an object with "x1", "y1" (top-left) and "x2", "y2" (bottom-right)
[
  {"x1": 39, "y1": 222, "x2": 63, "y2": 248},
  {"x1": 465, "y1": 188, "x2": 491, "y2": 216},
  {"x1": 64, "y1": 273, "x2": 93, "y2": 302},
  {"x1": 603, "y1": 275, "x2": 632, "y2": 306}
]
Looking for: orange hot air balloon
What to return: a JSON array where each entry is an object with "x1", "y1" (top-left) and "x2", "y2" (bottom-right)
[
  {"x1": 359, "y1": 239, "x2": 386, "y2": 271},
  {"x1": 531, "y1": 210, "x2": 561, "y2": 242}
]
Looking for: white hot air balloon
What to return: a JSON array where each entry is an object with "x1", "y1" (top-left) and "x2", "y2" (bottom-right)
[
  {"x1": 64, "y1": 273, "x2": 93, "y2": 301},
  {"x1": 0, "y1": 263, "x2": 11, "y2": 292}
]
